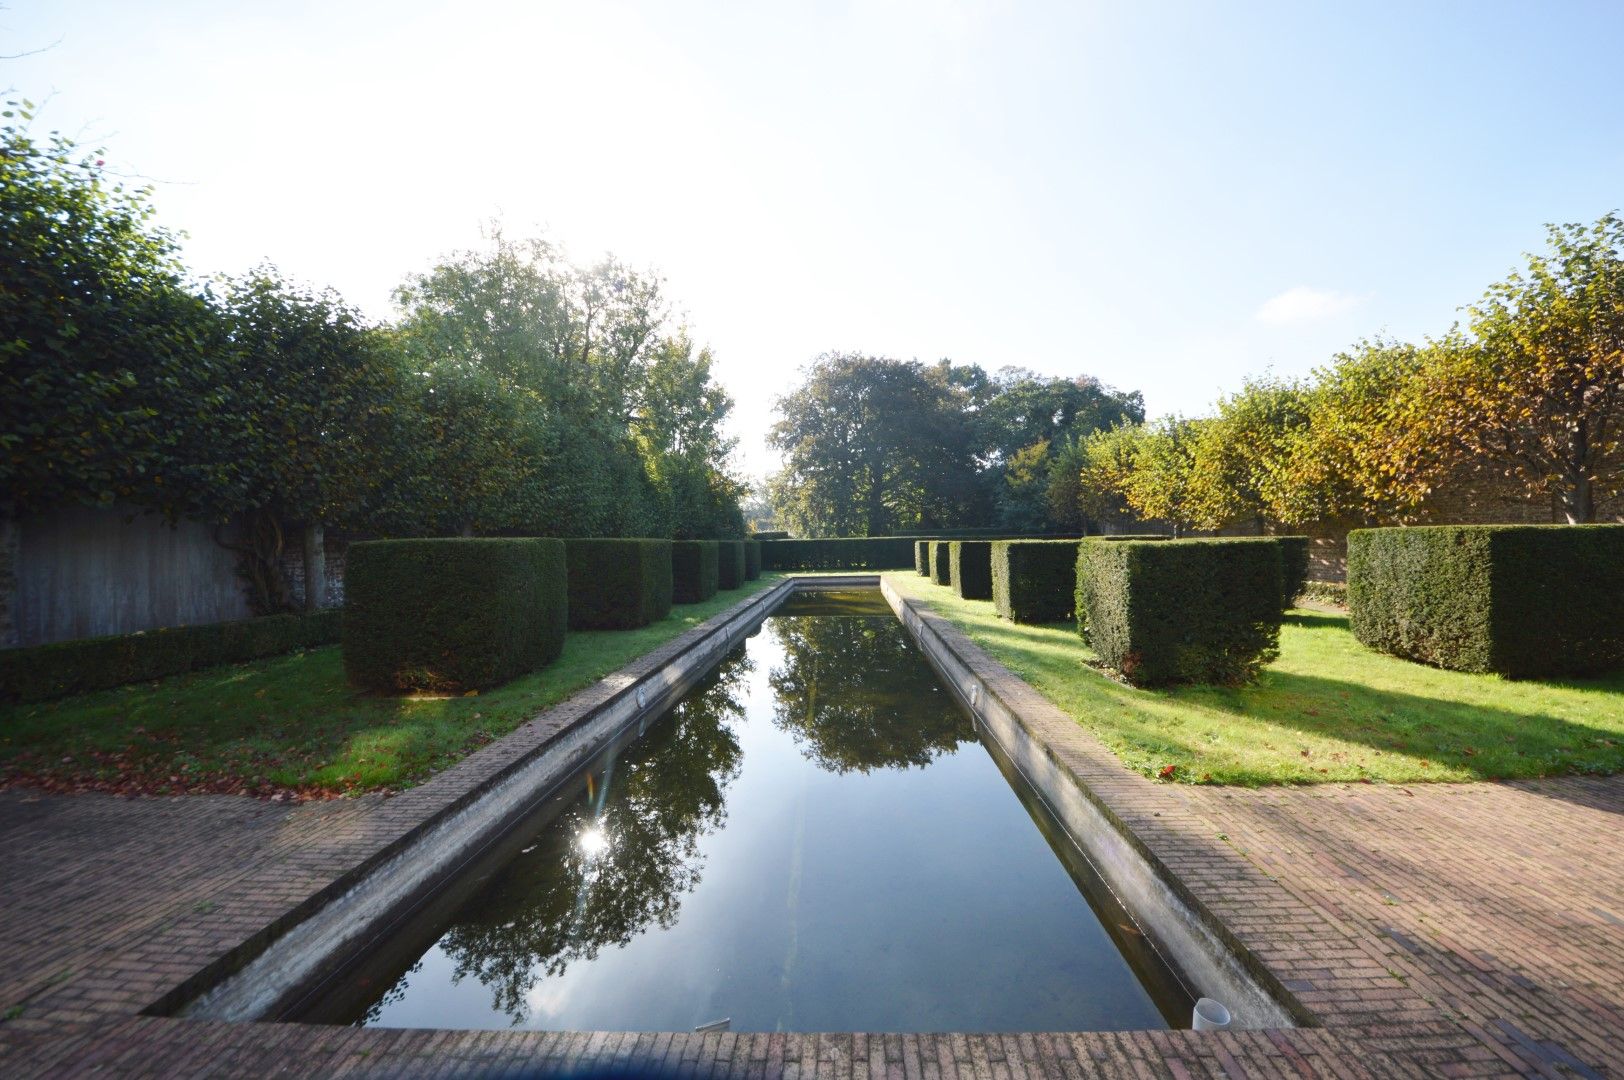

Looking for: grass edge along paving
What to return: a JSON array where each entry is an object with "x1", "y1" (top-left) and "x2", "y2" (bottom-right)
[
  {"x1": 885, "y1": 571, "x2": 1624, "y2": 787},
  {"x1": 0, "y1": 576, "x2": 783, "y2": 799}
]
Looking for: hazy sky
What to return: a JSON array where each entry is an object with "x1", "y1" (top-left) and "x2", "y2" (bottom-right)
[{"x1": 7, "y1": 1, "x2": 1622, "y2": 477}]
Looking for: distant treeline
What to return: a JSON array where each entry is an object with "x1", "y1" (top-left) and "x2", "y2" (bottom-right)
[{"x1": 767, "y1": 354, "x2": 1143, "y2": 537}]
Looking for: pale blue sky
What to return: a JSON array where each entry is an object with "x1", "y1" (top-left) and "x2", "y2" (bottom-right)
[{"x1": 6, "y1": 1, "x2": 1622, "y2": 476}]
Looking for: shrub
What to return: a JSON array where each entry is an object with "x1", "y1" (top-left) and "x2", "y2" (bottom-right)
[
  {"x1": 992, "y1": 540, "x2": 1082, "y2": 623},
  {"x1": 1076, "y1": 538, "x2": 1284, "y2": 686},
  {"x1": 343, "y1": 538, "x2": 567, "y2": 693},
  {"x1": 1348, "y1": 525, "x2": 1624, "y2": 677},
  {"x1": 929, "y1": 541, "x2": 953, "y2": 585},
  {"x1": 949, "y1": 541, "x2": 994, "y2": 600},
  {"x1": 752, "y1": 530, "x2": 790, "y2": 540},
  {"x1": 0, "y1": 609, "x2": 341, "y2": 705},
  {"x1": 915, "y1": 540, "x2": 930, "y2": 575},
  {"x1": 758, "y1": 537, "x2": 916, "y2": 570},
  {"x1": 1277, "y1": 535, "x2": 1310, "y2": 610},
  {"x1": 744, "y1": 540, "x2": 762, "y2": 580},
  {"x1": 565, "y1": 539, "x2": 673, "y2": 630},
  {"x1": 718, "y1": 540, "x2": 747, "y2": 589},
  {"x1": 672, "y1": 540, "x2": 720, "y2": 603},
  {"x1": 1299, "y1": 580, "x2": 1347, "y2": 608}
]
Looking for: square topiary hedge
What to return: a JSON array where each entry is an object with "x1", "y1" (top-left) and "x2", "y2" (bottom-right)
[
  {"x1": 565, "y1": 538, "x2": 673, "y2": 630},
  {"x1": 344, "y1": 538, "x2": 567, "y2": 693},
  {"x1": 718, "y1": 540, "x2": 747, "y2": 589},
  {"x1": 1277, "y1": 535, "x2": 1310, "y2": 610},
  {"x1": 672, "y1": 540, "x2": 720, "y2": 603},
  {"x1": 758, "y1": 537, "x2": 917, "y2": 570},
  {"x1": 992, "y1": 539, "x2": 1082, "y2": 623},
  {"x1": 929, "y1": 540, "x2": 953, "y2": 585},
  {"x1": 744, "y1": 540, "x2": 762, "y2": 580},
  {"x1": 1347, "y1": 525, "x2": 1624, "y2": 677},
  {"x1": 949, "y1": 540, "x2": 994, "y2": 600},
  {"x1": 915, "y1": 540, "x2": 930, "y2": 575},
  {"x1": 1076, "y1": 538, "x2": 1284, "y2": 686},
  {"x1": 0, "y1": 609, "x2": 342, "y2": 705}
]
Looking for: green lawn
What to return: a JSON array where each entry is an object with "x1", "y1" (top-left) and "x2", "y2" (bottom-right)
[
  {"x1": 0, "y1": 577, "x2": 782, "y2": 799},
  {"x1": 885, "y1": 571, "x2": 1624, "y2": 786}
]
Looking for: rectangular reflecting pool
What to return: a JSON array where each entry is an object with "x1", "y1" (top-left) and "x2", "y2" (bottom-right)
[{"x1": 300, "y1": 590, "x2": 1193, "y2": 1032}]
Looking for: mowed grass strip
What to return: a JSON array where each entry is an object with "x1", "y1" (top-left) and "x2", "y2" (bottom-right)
[
  {"x1": 0, "y1": 576, "x2": 782, "y2": 798},
  {"x1": 885, "y1": 572, "x2": 1624, "y2": 786}
]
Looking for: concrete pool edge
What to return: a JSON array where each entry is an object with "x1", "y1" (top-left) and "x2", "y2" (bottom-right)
[
  {"x1": 168, "y1": 570, "x2": 1299, "y2": 1033},
  {"x1": 172, "y1": 577, "x2": 818, "y2": 1022},
  {"x1": 882, "y1": 577, "x2": 1307, "y2": 1031}
]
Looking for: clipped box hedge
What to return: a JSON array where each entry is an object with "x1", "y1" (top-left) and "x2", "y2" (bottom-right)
[
  {"x1": 744, "y1": 540, "x2": 762, "y2": 580},
  {"x1": 992, "y1": 539, "x2": 1082, "y2": 623},
  {"x1": 759, "y1": 537, "x2": 917, "y2": 571},
  {"x1": 718, "y1": 539, "x2": 747, "y2": 590},
  {"x1": 344, "y1": 538, "x2": 567, "y2": 693},
  {"x1": 0, "y1": 608, "x2": 342, "y2": 706},
  {"x1": 565, "y1": 538, "x2": 673, "y2": 630},
  {"x1": 1348, "y1": 525, "x2": 1624, "y2": 677},
  {"x1": 672, "y1": 540, "x2": 720, "y2": 603},
  {"x1": 1076, "y1": 538, "x2": 1284, "y2": 686},
  {"x1": 1277, "y1": 535, "x2": 1310, "y2": 609},
  {"x1": 915, "y1": 540, "x2": 930, "y2": 575},
  {"x1": 929, "y1": 540, "x2": 953, "y2": 585},
  {"x1": 949, "y1": 540, "x2": 994, "y2": 600}
]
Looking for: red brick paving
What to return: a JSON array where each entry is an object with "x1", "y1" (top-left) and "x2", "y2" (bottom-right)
[{"x1": 0, "y1": 579, "x2": 1619, "y2": 1077}]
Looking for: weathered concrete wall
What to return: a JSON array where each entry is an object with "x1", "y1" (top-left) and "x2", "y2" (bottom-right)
[
  {"x1": 11, "y1": 504, "x2": 252, "y2": 647},
  {"x1": 278, "y1": 536, "x2": 348, "y2": 610}
]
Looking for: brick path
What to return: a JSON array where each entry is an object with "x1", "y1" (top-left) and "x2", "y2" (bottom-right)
[{"x1": 1, "y1": 581, "x2": 1620, "y2": 1077}]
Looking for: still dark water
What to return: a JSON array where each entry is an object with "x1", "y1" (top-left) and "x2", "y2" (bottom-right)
[{"x1": 305, "y1": 592, "x2": 1189, "y2": 1032}]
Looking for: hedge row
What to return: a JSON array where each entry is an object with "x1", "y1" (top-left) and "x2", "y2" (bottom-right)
[
  {"x1": 344, "y1": 538, "x2": 568, "y2": 693},
  {"x1": 949, "y1": 541, "x2": 994, "y2": 600},
  {"x1": 0, "y1": 608, "x2": 342, "y2": 705},
  {"x1": 759, "y1": 537, "x2": 918, "y2": 571},
  {"x1": 565, "y1": 539, "x2": 673, "y2": 630},
  {"x1": 744, "y1": 539, "x2": 762, "y2": 580},
  {"x1": 1348, "y1": 525, "x2": 1624, "y2": 677},
  {"x1": 718, "y1": 539, "x2": 747, "y2": 590},
  {"x1": 987, "y1": 536, "x2": 1168, "y2": 623},
  {"x1": 929, "y1": 540, "x2": 953, "y2": 585},
  {"x1": 915, "y1": 540, "x2": 930, "y2": 576},
  {"x1": 673, "y1": 540, "x2": 720, "y2": 603},
  {"x1": 1076, "y1": 538, "x2": 1283, "y2": 686},
  {"x1": 1277, "y1": 536, "x2": 1310, "y2": 610}
]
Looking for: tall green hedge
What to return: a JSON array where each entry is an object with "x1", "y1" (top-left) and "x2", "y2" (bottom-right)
[
  {"x1": 929, "y1": 541, "x2": 953, "y2": 585},
  {"x1": 343, "y1": 538, "x2": 567, "y2": 693},
  {"x1": 1277, "y1": 535, "x2": 1310, "y2": 610},
  {"x1": 759, "y1": 537, "x2": 917, "y2": 570},
  {"x1": 718, "y1": 539, "x2": 747, "y2": 589},
  {"x1": 1348, "y1": 525, "x2": 1624, "y2": 677},
  {"x1": 565, "y1": 538, "x2": 673, "y2": 630},
  {"x1": 1076, "y1": 538, "x2": 1284, "y2": 686},
  {"x1": 992, "y1": 540, "x2": 1082, "y2": 623},
  {"x1": 744, "y1": 540, "x2": 762, "y2": 580},
  {"x1": 672, "y1": 540, "x2": 720, "y2": 603},
  {"x1": 915, "y1": 540, "x2": 930, "y2": 575},
  {"x1": 0, "y1": 609, "x2": 342, "y2": 706},
  {"x1": 949, "y1": 540, "x2": 994, "y2": 600}
]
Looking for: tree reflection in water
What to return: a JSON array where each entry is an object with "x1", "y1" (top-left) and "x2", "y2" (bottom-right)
[
  {"x1": 768, "y1": 615, "x2": 974, "y2": 774},
  {"x1": 419, "y1": 649, "x2": 751, "y2": 1025}
]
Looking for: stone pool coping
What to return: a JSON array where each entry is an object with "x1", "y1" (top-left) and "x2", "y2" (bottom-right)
[{"x1": 1, "y1": 573, "x2": 1618, "y2": 1076}]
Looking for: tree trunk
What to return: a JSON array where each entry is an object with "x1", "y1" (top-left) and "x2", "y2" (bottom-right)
[
  {"x1": 302, "y1": 522, "x2": 327, "y2": 612},
  {"x1": 1561, "y1": 421, "x2": 1595, "y2": 523},
  {"x1": 0, "y1": 501, "x2": 18, "y2": 649}
]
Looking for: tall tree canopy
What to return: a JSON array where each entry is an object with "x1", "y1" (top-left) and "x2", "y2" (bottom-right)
[{"x1": 768, "y1": 355, "x2": 1141, "y2": 536}]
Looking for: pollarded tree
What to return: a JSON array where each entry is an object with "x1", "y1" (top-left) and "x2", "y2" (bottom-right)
[
  {"x1": 0, "y1": 105, "x2": 233, "y2": 522},
  {"x1": 1186, "y1": 376, "x2": 1310, "y2": 531},
  {"x1": 1121, "y1": 416, "x2": 1203, "y2": 536},
  {"x1": 211, "y1": 267, "x2": 401, "y2": 610},
  {"x1": 1427, "y1": 214, "x2": 1624, "y2": 523}
]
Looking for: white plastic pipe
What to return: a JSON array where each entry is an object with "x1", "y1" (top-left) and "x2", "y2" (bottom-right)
[{"x1": 1192, "y1": 997, "x2": 1232, "y2": 1031}]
